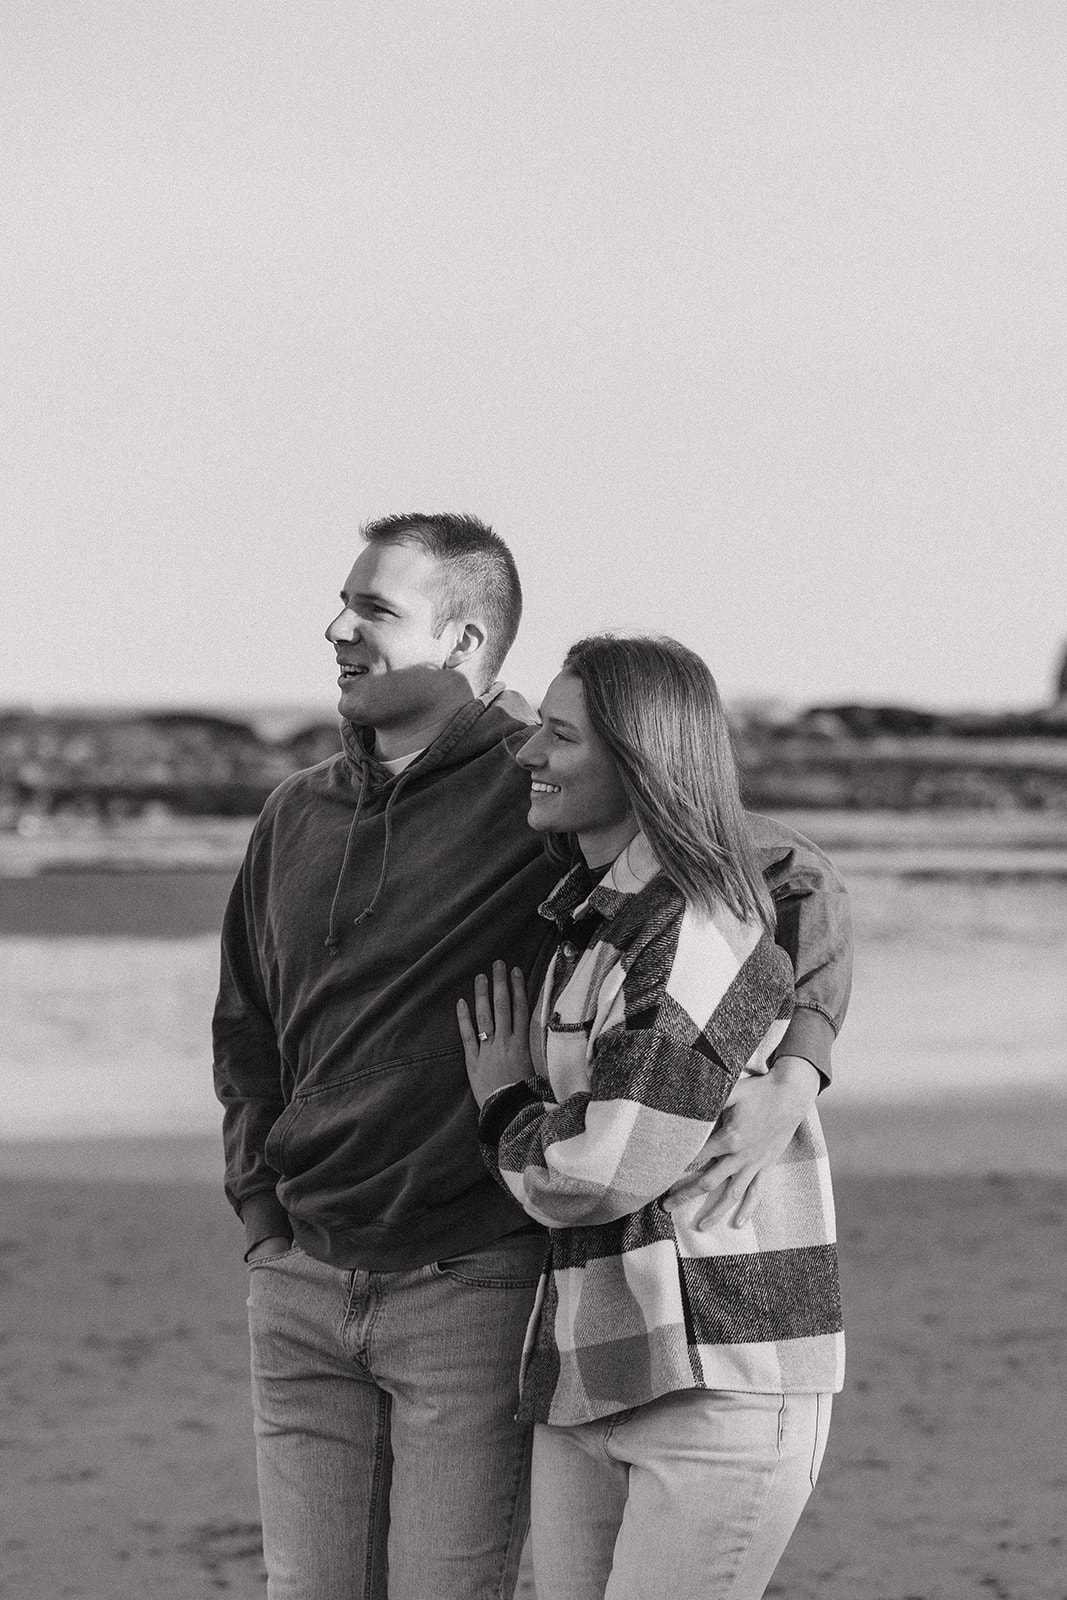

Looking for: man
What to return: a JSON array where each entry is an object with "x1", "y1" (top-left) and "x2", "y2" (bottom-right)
[{"x1": 213, "y1": 512, "x2": 852, "y2": 1600}]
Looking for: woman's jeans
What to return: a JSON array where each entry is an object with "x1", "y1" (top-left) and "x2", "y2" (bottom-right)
[
  {"x1": 530, "y1": 1388, "x2": 833, "y2": 1600},
  {"x1": 246, "y1": 1233, "x2": 546, "y2": 1600}
]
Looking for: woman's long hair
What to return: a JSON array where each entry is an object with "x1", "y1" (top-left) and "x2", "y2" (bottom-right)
[{"x1": 561, "y1": 633, "x2": 775, "y2": 937}]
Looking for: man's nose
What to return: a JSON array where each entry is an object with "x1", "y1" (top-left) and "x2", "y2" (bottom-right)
[{"x1": 326, "y1": 607, "x2": 359, "y2": 644}]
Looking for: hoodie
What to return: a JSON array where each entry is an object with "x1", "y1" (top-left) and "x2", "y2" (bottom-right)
[{"x1": 213, "y1": 689, "x2": 561, "y2": 1270}]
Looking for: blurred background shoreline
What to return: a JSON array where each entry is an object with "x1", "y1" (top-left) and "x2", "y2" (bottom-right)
[
  {"x1": 5, "y1": 672, "x2": 1067, "y2": 844},
  {"x1": 3, "y1": 683, "x2": 1066, "y2": 1167}
]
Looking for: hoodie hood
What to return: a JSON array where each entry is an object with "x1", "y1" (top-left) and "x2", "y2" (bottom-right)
[
  {"x1": 328, "y1": 685, "x2": 539, "y2": 949},
  {"x1": 338, "y1": 681, "x2": 538, "y2": 789}
]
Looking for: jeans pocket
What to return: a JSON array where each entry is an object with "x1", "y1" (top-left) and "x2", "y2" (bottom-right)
[
  {"x1": 246, "y1": 1243, "x2": 300, "y2": 1270},
  {"x1": 434, "y1": 1233, "x2": 546, "y2": 1288}
]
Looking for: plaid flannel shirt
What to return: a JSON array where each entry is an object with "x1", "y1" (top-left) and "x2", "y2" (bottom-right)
[{"x1": 479, "y1": 833, "x2": 845, "y2": 1426}]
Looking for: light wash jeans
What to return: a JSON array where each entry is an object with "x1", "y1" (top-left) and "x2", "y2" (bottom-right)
[
  {"x1": 246, "y1": 1232, "x2": 546, "y2": 1600},
  {"x1": 531, "y1": 1388, "x2": 832, "y2": 1600}
]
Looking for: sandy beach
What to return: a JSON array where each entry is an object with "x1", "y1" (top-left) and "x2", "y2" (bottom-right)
[{"x1": 2, "y1": 1145, "x2": 1065, "y2": 1600}]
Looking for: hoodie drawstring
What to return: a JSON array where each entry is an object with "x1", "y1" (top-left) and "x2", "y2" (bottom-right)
[
  {"x1": 324, "y1": 765, "x2": 367, "y2": 954},
  {"x1": 324, "y1": 766, "x2": 412, "y2": 953}
]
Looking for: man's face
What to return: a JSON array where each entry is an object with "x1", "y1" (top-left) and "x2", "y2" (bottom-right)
[{"x1": 325, "y1": 541, "x2": 462, "y2": 731}]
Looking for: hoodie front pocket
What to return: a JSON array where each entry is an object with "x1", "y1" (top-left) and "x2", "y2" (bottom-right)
[
  {"x1": 264, "y1": 1098, "x2": 304, "y2": 1172},
  {"x1": 269, "y1": 1051, "x2": 487, "y2": 1227}
]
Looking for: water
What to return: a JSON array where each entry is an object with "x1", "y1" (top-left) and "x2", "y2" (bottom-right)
[
  {"x1": 832, "y1": 874, "x2": 1067, "y2": 1103},
  {"x1": 1, "y1": 870, "x2": 1065, "y2": 1143}
]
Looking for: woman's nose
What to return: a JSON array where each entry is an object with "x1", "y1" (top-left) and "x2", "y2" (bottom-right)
[{"x1": 515, "y1": 727, "x2": 545, "y2": 768}]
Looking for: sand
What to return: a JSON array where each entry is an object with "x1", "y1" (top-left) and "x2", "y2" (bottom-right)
[{"x1": 2, "y1": 1145, "x2": 1065, "y2": 1600}]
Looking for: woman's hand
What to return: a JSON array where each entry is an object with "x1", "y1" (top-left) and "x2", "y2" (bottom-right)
[{"x1": 457, "y1": 960, "x2": 535, "y2": 1108}]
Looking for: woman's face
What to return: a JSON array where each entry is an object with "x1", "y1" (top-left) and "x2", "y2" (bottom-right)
[{"x1": 517, "y1": 671, "x2": 637, "y2": 866}]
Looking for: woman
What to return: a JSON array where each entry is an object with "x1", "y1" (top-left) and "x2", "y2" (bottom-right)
[{"x1": 457, "y1": 634, "x2": 843, "y2": 1600}]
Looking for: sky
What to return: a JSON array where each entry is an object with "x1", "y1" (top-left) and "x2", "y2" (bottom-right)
[{"x1": 2, "y1": 0, "x2": 1065, "y2": 719}]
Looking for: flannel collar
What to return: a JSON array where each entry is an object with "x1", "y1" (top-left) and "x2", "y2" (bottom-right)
[{"x1": 538, "y1": 832, "x2": 662, "y2": 929}]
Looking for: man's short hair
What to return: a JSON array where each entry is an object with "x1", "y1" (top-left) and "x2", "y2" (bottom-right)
[{"x1": 360, "y1": 512, "x2": 522, "y2": 685}]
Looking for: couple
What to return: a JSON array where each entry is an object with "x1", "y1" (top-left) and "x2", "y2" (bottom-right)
[{"x1": 213, "y1": 512, "x2": 852, "y2": 1600}]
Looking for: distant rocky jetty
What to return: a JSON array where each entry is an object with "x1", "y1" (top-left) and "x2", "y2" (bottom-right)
[
  {"x1": 0, "y1": 711, "x2": 341, "y2": 830},
  {"x1": 732, "y1": 701, "x2": 1067, "y2": 812},
  {"x1": 2, "y1": 702, "x2": 1066, "y2": 827}
]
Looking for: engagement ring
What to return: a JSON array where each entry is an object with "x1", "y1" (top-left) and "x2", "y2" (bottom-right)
[{"x1": 477, "y1": 1030, "x2": 492, "y2": 1042}]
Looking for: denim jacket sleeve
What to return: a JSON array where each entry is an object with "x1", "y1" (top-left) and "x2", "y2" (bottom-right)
[{"x1": 746, "y1": 810, "x2": 853, "y2": 1085}]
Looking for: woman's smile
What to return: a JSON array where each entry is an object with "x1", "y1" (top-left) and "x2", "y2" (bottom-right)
[{"x1": 517, "y1": 672, "x2": 636, "y2": 865}]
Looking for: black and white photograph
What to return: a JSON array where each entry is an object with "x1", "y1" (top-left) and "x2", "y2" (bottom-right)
[{"x1": 2, "y1": 4, "x2": 1065, "y2": 1597}]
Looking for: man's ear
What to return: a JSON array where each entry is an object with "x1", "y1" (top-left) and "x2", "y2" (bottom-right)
[{"x1": 445, "y1": 620, "x2": 488, "y2": 671}]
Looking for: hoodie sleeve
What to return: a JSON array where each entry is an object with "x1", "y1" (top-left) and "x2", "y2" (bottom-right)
[
  {"x1": 212, "y1": 841, "x2": 291, "y2": 1254},
  {"x1": 747, "y1": 811, "x2": 854, "y2": 1083}
]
